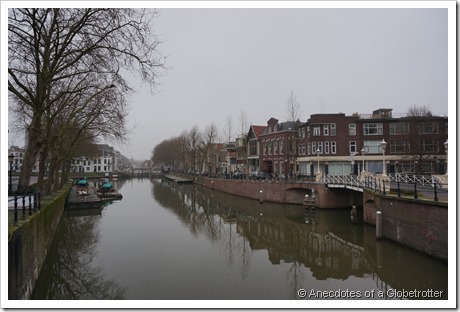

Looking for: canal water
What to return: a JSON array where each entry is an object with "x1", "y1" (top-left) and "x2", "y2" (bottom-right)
[{"x1": 31, "y1": 178, "x2": 448, "y2": 304}]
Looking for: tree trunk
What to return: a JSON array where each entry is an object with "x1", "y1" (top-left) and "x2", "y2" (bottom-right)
[
  {"x1": 17, "y1": 121, "x2": 42, "y2": 194},
  {"x1": 37, "y1": 146, "x2": 48, "y2": 194},
  {"x1": 46, "y1": 156, "x2": 58, "y2": 194}
]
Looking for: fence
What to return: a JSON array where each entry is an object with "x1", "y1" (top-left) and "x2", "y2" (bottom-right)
[
  {"x1": 322, "y1": 173, "x2": 446, "y2": 202},
  {"x1": 8, "y1": 192, "x2": 42, "y2": 226}
]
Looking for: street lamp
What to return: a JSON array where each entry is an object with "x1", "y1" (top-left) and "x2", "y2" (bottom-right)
[
  {"x1": 350, "y1": 152, "x2": 356, "y2": 175},
  {"x1": 380, "y1": 139, "x2": 387, "y2": 177},
  {"x1": 8, "y1": 154, "x2": 14, "y2": 195},
  {"x1": 316, "y1": 148, "x2": 321, "y2": 174},
  {"x1": 360, "y1": 148, "x2": 366, "y2": 174},
  {"x1": 444, "y1": 139, "x2": 448, "y2": 175}
]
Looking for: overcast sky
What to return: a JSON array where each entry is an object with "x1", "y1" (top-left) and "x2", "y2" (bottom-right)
[
  {"x1": 4, "y1": 2, "x2": 453, "y2": 161},
  {"x1": 118, "y1": 5, "x2": 450, "y2": 160}
]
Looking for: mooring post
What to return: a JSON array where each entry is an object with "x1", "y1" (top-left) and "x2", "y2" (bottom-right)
[
  {"x1": 376, "y1": 211, "x2": 382, "y2": 240},
  {"x1": 351, "y1": 205, "x2": 357, "y2": 224},
  {"x1": 259, "y1": 190, "x2": 263, "y2": 204}
]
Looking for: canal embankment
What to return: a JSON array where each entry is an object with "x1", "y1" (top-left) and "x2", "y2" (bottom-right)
[
  {"x1": 191, "y1": 176, "x2": 447, "y2": 261},
  {"x1": 363, "y1": 189, "x2": 448, "y2": 261},
  {"x1": 8, "y1": 182, "x2": 72, "y2": 300}
]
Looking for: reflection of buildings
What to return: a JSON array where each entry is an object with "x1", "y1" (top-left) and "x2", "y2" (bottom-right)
[{"x1": 150, "y1": 180, "x2": 447, "y2": 299}]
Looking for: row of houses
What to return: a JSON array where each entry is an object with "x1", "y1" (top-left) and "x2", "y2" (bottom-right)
[
  {"x1": 201, "y1": 108, "x2": 448, "y2": 177},
  {"x1": 8, "y1": 144, "x2": 132, "y2": 175}
]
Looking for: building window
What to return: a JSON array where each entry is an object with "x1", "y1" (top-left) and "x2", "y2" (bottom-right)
[
  {"x1": 323, "y1": 125, "x2": 329, "y2": 136},
  {"x1": 324, "y1": 141, "x2": 330, "y2": 154},
  {"x1": 349, "y1": 141, "x2": 357, "y2": 153},
  {"x1": 302, "y1": 143, "x2": 306, "y2": 155},
  {"x1": 364, "y1": 140, "x2": 383, "y2": 153},
  {"x1": 349, "y1": 124, "x2": 356, "y2": 136},
  {"x1": 274, "y1": 140, "x2": 278, "y2": 155},
  {"x1": 330, "y1": 124, "x2": 336, "y2": 136},
  {"x1": 313, "y1": 126, "x2": 321, "y2": 136},
  {"x1": 331, "y1": 141, "x2": 337, "y2": 154},
  {"x1": 390, "y1": 122, "x2": 409, "y2": 135},
  {"x1": 312, "y1": 142, "x2": 317, "y2": 154},
  {"x1": 419, "y1": 122, "x2": 439, "y2": 134},
  {"x1": 307, "y1": 143, "x2": 311, "y2": 155},
  {"x1": 302, "y1": 127, "x2": 306, "y2": 138},
  {"x1": 390, "y1": 140, "x2": 411, "y2": 153},
  {"x1": 249, "y1": 141, "x2": 257, "y2": 155},
  {"x1": 364, "y1": 123, "x2": 383, "y2": 135},
  {"x1": 318, "y1": 141, "x2": 323, "y2": 154},
  {"x1": 422, "y1": 140, "x2": 439, "y2": 153},
  {"x1": 279, "y1": 140, "x2": 284, "y2": 155}
]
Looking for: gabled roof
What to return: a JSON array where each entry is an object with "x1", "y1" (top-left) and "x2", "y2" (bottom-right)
[{"x1": 248, "y1": 125, "x2": 266, "y2": 139}]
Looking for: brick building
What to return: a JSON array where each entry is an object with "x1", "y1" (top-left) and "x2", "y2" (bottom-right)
[
  {"x1": 296, "y1": 108, "x2": 448, "y2": 176},
  {"x1": 246, "y1": 125, "x2": 266, "y2": 174},
  {"x1": 259, "y1": 118, "x2": 298, "y2": 177}
]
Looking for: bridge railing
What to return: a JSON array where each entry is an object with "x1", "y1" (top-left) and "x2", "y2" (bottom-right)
[
  {"x1": 322, "y1": 173, "x2": 446, "y2": 202},
  {"x1": 388, "y1": 173, "x2": 443, "y2": 189}
]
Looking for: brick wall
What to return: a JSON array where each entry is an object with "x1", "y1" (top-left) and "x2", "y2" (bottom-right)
[
  {"x1": 363, "y1": 190, "x2": 447, "y2": 260},
  {"x1": 196, "y1": 177, "x2": 363, "y2": 209}
]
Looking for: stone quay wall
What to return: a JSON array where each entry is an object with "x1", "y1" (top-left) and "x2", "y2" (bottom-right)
[
  {"x1": 363, "y1": 189, "x2": 448, "y2": 261},
  {"x1": 8, "y1": 185, "x2": 71, "y2": 300},
  {"x1": 194, "y1": 177, "x2": 363, "y2": 209}
]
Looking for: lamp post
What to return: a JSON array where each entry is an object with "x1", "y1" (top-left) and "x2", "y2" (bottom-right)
[
  {"x1": 380, "y1": 139, "x2": 387, "y2": 177},
  {"x1": 8, "y1": 154, "x2": 14, "y2": 195},
  {"x1": 350, "y1": 152, "x2": 356, "y2": 175},
  {"x1": 444, "y1": 139, "x2": 448, "y2": 175},
  {"x1": 316, "y1": 148, "x2": 321, "y2": 174},
  {"x1": 360, "y1": 148, "x2": 366, "y2": 174}
]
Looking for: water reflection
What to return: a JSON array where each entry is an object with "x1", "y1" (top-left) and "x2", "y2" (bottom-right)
[
  {"x1": 153, "y1": 178, "x2": 447, "y2": 300},
  {"x1": 31, "y1": 178, "x2": 447, "y2": 300},
  {"x1": 31, "y1": 206, "x2": 126, "y2": 300}
]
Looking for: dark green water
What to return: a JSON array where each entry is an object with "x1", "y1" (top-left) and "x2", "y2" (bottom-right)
[{"x1": 30, "y1": 178, "x2": 448, "y2": 301}]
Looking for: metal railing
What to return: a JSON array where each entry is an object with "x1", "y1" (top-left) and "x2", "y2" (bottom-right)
[
  {"x1": 321, "y1": 173, "x2": 446, "y2": 202},
  {"x1": 388, "y1": 173, "x2": 443, "y2": 189},
  {"x1": 8, "y1": 192, "x2": 42, "y2": 226}
]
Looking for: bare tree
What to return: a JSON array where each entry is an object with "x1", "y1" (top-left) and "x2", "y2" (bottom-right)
[
  {"x1": 407, "y1": 105, "x2": 433, "y2": 117},
  {"x1": 200, "y1": 123, "x2": 218, "y2": 173},
  {"x1": 223, "y1": 115, "x2": 234, "y2": 143},
  {"x1": 284, "y1": 91, "x2": 302, "y2": 122},
  {"x1": 8, "y1": 8, "x2": 165, "y2": 193},
  {"x1": 188, "y1": 125, "x2": 201, "y2": 173}
]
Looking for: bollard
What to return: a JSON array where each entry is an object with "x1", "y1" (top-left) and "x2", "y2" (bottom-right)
[
  {"x1": 351, "y1": 205, "x2": 357, "y2": 224},
  {"x1": 376, "y1": 211, "x2": 382, "y2": 240},
  {"x1": 38, "y1": 192, "x2": 41, "y2": 210},
  {"x1": 259, "y1": 190, "x2": 263, "y2": 204},
  {"x1": 376, "y1": 239, "x2": 383, "y2": 268}
]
